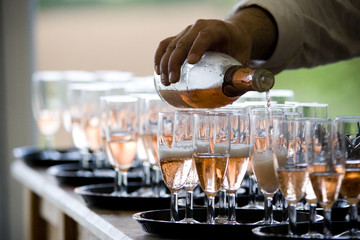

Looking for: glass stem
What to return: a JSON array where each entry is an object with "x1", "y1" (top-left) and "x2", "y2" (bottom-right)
[
  {"x1": 95, "y1": 150, "x2": 104, "y2": 169},
  {"x1": 80, "y1": 148, "x2": 90, "y2": 170},
  {"x1": 152, "y1": 167, "x2": 161, "y2": 197},
  {"x1": 228, "y1": 192, "x2": 237, "y2": 224},
  {"x1": 143, "y1": 161, "x2": 151, "y2": 186},
  {"x1": 264, "y1": 195, "x2": 274, "y2": 224},
  {"x1": 185, "y1": 190, "x2": 194, "y2": 220},
  {"x1": 323, "y1": 208, "x2": 332, "y2": 238},
  {"x1": 115, "y1": 170, "x2": 128, "y2": 196},
  {"x1": 207, "y1": 196, "x2": 216, "y2": 224},
  {"x1": 288, "y1": 203, "x2": 297, "y2": 236},
  {"x1": 349, "y1": 204, "x2": 359, "y2": 236},
  {"x1": 218, "y1": 189, "x2": 227, "y2": 218},
  {"x1": 113, "y1": 168, "x2": 121, "y2": 194},
  {"x1": 282, "y1": 195, "x2": 288, "y2": 223},
  {"x1": 309, "y1": 203, "x2": 318, "y2": 236},
  {"x1": 248, "y1": 176, "x2": 256, "y2": 207},
  {"x1": 170, "y1": 192, "x2": 179, "y2": 222}
]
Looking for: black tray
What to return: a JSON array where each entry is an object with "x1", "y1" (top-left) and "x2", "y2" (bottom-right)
[
  {"x1": 133, "y1": 208, "x2": 314, "y2": 239},
  {"x1": 75, "y1": 183, "x2": 171, "y2": 211},
  {"x1": 47, "y1": 163, "x2": 143, "y2": 186},
  {"x1": 13, "y1": 146, "x2": 82, "y2": 167},
  {"x1": 252, "y1": 221, "x2": 358, "y2": 240}
]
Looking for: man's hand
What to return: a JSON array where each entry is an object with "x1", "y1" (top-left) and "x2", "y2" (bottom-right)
[{"x1": 154, "y1": 6, "x2": 277, "y2": 86}]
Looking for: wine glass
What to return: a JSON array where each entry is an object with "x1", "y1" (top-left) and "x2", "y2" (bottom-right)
[
  {"x1": 141, "y1": 94, "x2": 174, "y2": 197},
  {"x1": 249, "y1": 107, "x2": 284, "y2": 224},
  {"x1": 193, "y1": 111, "x2": 231, "y2": 224},
  {"x1": 104, "y1": 95, "x2": 139, "y2": 196},
  {"x1": 80, "y1": 82, "x2": 111, "y2": 169},
  {"x1": 306, "y1": 118, "x2": 345, "y2": 238},
  {"x1": 222, "y1": 112, "x2": 250, "y2": 225},
  {"x1": 62, "y1": 70, "x2": 96, "y2": 133},
  {"x1": 31, "y1": 71, "x2": 64, "y2": 149},
  {"x1": 285, "y1": 102, "x2": 328, "y2": 118},
  {"x1": 158, "y1": 111, "x2": 194, "y2": 222},
  {"x1": 67, "y1": 83, "x2": 93, "y2": 171},
  {"x1": 273, "y1": 118, "x2": 308, "y2": 236},
  {"x1": 174, "y1": 109, "x2": 202, "y2": 224},
  {"x1": 334, "y1": 116, "x2": 360, "y2": 237}
]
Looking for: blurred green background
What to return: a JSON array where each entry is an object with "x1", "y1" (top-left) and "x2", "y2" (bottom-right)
[
  {"x1": 36, "y1": 0, "x2": 360, "y2": 120},
  {"x1": 275, "y1": 57, "x2": 360, "y2": 119}
]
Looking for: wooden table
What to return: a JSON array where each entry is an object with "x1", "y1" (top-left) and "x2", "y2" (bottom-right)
[{"x1": 11, "y1": 159, "x2": 172, "y2": 240}]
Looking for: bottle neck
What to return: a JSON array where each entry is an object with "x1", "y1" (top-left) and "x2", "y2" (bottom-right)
[{"x1": 222, "y1": 65, "x2": 274, "y2": 97}]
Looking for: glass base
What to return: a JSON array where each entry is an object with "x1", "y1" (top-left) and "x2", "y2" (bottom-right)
[
  {"x1": 334, "y1": 230, "x2": 360, "y2": 238},
  {"x1": 224, "y1": 220, "x2": 240, "y2": 225},
  {"x1": 253, "y1": 219, "x2": 280, "y2": 225},
  {"x1": 240, "y1": 203, "x2": 264, "y2": 210},
  {"x1": 215, "y1": 215, "x2": 228, "y2": 224},
  {"x1": 301, "y1": 232, "x2": 324, "y2": 239},
  {"x1": 179, "y1": 218, "x2": 200, "y2": 224}
]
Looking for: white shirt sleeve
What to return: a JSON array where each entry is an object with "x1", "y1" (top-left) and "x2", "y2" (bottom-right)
[{"x1": 228, "y1": 0, "x2": 360, "y2": 73}]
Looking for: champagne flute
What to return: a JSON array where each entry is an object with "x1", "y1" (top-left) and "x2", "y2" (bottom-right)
[
  {"x1": 222, "y1": 112, "x2": 250, "y2": 225},
  {"x1": 306, "y1": 118, "x2": 345, "y2": 238},
  {"x1": 104, "y1": 95, "x2": 139, "y2": 196},
  {"x1": 141, "y1": 94, "x2": 173, "y2": 197},
  {"x1": 158, "y1": 111, "x2": 194, "y2": 222},
  {"x1": 175, "y1": 109, "x2": 202, "y2": 224},
  {"x1": 68, "y1": 83, "x2": 93, "y2": 171},
  {"x1": 273, "y1": 119, "x2": 308, "y2": 236},
  {"x1": 62, "y1": 70, "x2": 96, "y2": 133},
  {"x1": 335, "y1": 116, "x2": 360, "y2": 237},
  {"x1": 250, "y1": 107, "x2": 283, "y2": 225},
  {"x1": 31, "y1": 71, "x2": 64, "y2": 149},
  {"x1": 285, "y1": 102, "x2": 328, "y2": 118},
  {"x1": 193, "y1": 111, "x2": 231, "y2": 224},
  {"x1": 80, "y1": 82, "x2": 111, "y2": 169}
]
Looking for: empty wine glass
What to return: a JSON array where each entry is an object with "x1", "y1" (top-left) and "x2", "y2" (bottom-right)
[
  {"x1": 273, "y1": 118, "x2": 308, "y2": 236},
  {"x1": 158, "y1": 111, "x2": 194, "y2": 222},
  {"x1": 335, "y1": 116, "x2": 360, "y2": 238},
  {"x1": 306, "y1": 118, "x2": 345, "y2": 238},
  {"x1": 193, "y1": 111, "x2": 231, "y2": 224},
  {"x1": 285, "y1": 102, "x2": 328, "y2": 118},
  {"x1": 222, "y1": 112, "x2": 250, "y2": 225},
  {"x1": 250, "y1": 107, "x2": 284, "y2": 225},
  {"x1": 31, "y1": 71, "x2": 64, "y2": 149},
  {"x1": 104, "y1": 95, "x2": 139, "y2": 196}
]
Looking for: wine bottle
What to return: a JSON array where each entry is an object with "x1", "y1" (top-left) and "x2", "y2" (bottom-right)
[{"x1": 155, "y1": 51, "x2": 275, "y2": 108}]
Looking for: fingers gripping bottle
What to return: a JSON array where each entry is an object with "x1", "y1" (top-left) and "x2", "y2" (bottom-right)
[{"x1": 155, "y1": 51, "x2": 275, "y2": 109}]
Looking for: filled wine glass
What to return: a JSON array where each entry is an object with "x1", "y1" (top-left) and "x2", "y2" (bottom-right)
[
  {"x1": 67, "y1": 83, "x2": 93, "y2": 171},
  {"x1": 334, "y1": 116, "x2": 360, "y2": 237},
  {"x1": 174, "y1": 109, "x2": 202, "y2": 224},
  {"x1": 80, "y1": 82, "x2": 111, "y2": 169},
  {"x1": 31, "y1": 71, "x2": 64, "y2": 149},
  {"x1": 62, "y1": 70, "x2": 96, "y2": 133},
  {"x1": 193, "y1": 111, "x2": 231, "y2": 224},
  {"x1": 222, "y1": 112, "x2": 250, "y2": 225},
  {"x1": 158, "y1": 111, "x2": 194, "y2": 222},
  {"x1": 273, "y1": 118, "x2": 308, "y2": 236},
  {"x1": 141, "y1": 94, "x2": 174, "y2": 197},
  {"x1": 249, "y1": 107, "x2": 284, "y2": 225},
  {"x1": 104, "y1": 95, "x2": 139, "y2": 196},
  {"x1": 306, "y1": 118, "x2": 345, "y2": 238}
]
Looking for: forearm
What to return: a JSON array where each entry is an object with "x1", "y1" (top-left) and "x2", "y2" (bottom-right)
[{"x1": 225, "y1": 6, "x2": 277, "y2": 61}]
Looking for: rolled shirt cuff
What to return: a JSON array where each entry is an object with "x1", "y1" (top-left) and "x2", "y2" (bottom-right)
[{"x1": 227, "y1": 0, "x2": 304, "y2": 73}]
